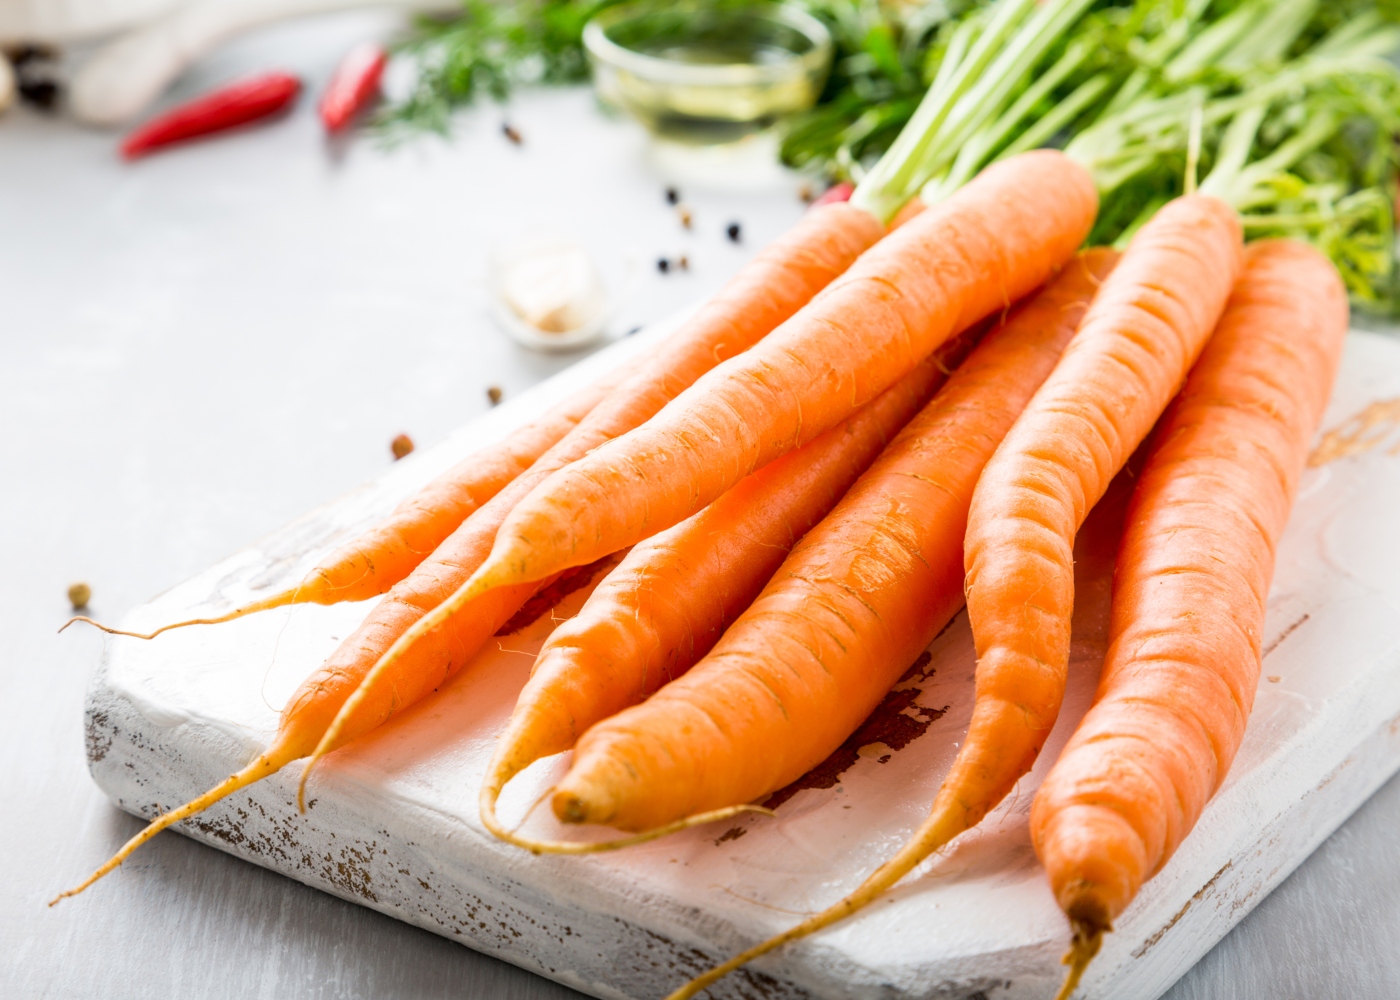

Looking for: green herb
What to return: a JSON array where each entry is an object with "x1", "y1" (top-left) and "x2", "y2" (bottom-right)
[
  {"x1": 382, "y1": 0, "x2": 1400, "y2": 311},
  {"x1": 378, "y1": 0, "x2": 945, "y2": 160},
  {"x1": 382, "y1": 0, "x2": 624, "y2": 137}
]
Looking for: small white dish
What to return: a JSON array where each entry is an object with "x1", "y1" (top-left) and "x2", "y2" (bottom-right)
[{"x1": 488, "y1": 232, "x2": 634, "y2": 352}]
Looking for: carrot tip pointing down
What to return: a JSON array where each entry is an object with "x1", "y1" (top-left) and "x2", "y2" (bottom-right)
[
  {"x1": 50, "y1": 750, "x2": 290, "y2": 905},
  {"x1": 482, "y1": 773, "x2": 774, "y2": 857},
  {"x1": 1053, "y1": 922, "x2": 1104, "y2": 1000}
]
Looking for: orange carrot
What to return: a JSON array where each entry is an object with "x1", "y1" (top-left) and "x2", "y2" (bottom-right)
[
  {"x1": 376, "y1": 151, "x2": 1099, "y2": 694},
  {"x1": 481, "y1": 337, "x2": 974, "y2": 852},
  {"x1": 1033, "y1": 239, "x2": 1348, "y2": 997},
  {"x1": 665, "y1": 197, "x2": 1242, "y2": 998},
  {"x1": 553, "y1": 249, "x2": 1118, "y2": 846},
  {"x1": 669, "y1": 203, "x2": 1253, "y2": 1000},
  {"x1": 951, "y1": 195, "x2": 1240, "y2": 847},
  {"x1": 61, "y1": 368, "x2": 632, "y2": 640},
  {"x1": 292, "y1": 202, "x2": 888, "y2": 800},
  {"x1": 48, "y1": 200, "x2": 887, "y2": 906}
]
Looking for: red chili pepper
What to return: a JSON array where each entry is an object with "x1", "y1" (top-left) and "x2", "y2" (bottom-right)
[
  {"x1": 121, "y1": 72, "x2": 302, "y2": 160},
  {"x1": 812, "y1": 181, "x2": 854, "y2": 207},
  {"x1": 320, "y1": 43, "x2": 387, "y2": 132}
]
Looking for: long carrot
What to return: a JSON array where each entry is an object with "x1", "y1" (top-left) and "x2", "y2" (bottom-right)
[
  {"x1": 364, "y1": 150, "x2": 1099, "y2": 701},
  {"x1": 669, "y1": 197, "x2": 1242, "y2": 998},
  {"x1": 292, "y1": 201, "x2": 887, "y2": 800},
  {"x1": 1034, "y1": 238, "x2": 1348, "y2": 998},
  {"x1": 62, "y1": 368, "x2": 631, "y2": 640},
  {"x1": 553, "y1": 249, "x2": 1117, "y2": 846},
  {"x1": 481, "y1": 337, "x2": 974, "y2": 852},
  {"x1": 50, "y1": 202, "x2": 885, "y2": 903}
]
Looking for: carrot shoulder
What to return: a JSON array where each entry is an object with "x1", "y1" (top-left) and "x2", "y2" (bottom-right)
[
  {"x1": 482, "y1": 340, "x2": 972, "y2": 849},
  {"x1": 553, "y1": 248, "x2": 1119, "y2": 838},
  {"x1": 1032, "y1": 239, "x2": 1348, "y2": 995},
  {"x1": 954, "y1": 194, "x2": 1243, "y2": 840}
]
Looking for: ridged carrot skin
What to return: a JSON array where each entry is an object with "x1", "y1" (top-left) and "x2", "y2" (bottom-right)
[
  {"x1": 955, "y1": 195, "x2": 1243, "y2": 842},
  {"x1": 482, "y1": 343, "x2": 969, "y2": 839},
  {"x1": 553, "y1": 248, "x2": 1119, "y2": 834},
  {"x1": 666, "y1": 205, "x2": 1243, "y2": 998},
  {"x1": 1032, "y1": 240, "x2": 1348, "y2": 979},
  {"x1": 471, "y1": 150, "x2": 1099, "y2": 596},
  {"x1": 288, "y1": 204, "x2": 886, "y2": 797},
  {"x1": 54, "y1": 202, "x2": 884, "y2": 901}
]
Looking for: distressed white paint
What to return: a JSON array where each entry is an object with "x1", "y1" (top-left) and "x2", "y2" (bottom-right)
[{"x1": 86, "y1": 330, "x2": 1400, "y2": 1000}]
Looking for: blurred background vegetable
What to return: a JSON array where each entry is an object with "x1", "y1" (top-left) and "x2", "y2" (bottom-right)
[{"x1": 382, "y1": 0, "x2": 1399, "y2": 311}]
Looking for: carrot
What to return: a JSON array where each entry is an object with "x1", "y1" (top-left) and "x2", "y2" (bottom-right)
[
  {"x1": 481, "y1": 337, "x2": 974, "y2": 852},
  {"x1": 289, "y1": 202, "x2": 888, "y2": 801},
  {"x1": 1034, "y1": 239, "x2": 1348, "y2": 998},
  {"x1": 61, "y1": 368, "x2": 632, "y2": 640},
  {"x1": 48, "y1": 200, "x2": 888, "y2": 907},
  {"x1": 670, "y1": 198, "x2": 1245, "y2": 1000},
  {"x1": 373, "y1": 150, "x2": 1099, "y2": 692},
  {"x1": 553, "y1": 249, "x2": 1117, "y2": 852}
]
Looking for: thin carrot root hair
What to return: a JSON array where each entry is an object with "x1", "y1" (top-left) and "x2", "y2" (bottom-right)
[
  {"x1": 480, "y1": 769, "x2": 773, "y2": 857},
  {"x1": 58, "y1": 588, "x2": 301, "y2": 640},
  {"x1": 1054, "y1": 920, "x2": 1106, "y2": 1000},
  {"x1": 664, "y1": 805, "x2": 961, "y2": 1000},
  {"x1": 49, "y1": 745, "x2": 295, "y2": 904}
]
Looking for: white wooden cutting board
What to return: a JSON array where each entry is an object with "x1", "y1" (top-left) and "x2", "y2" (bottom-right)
[{"x1": 83, "y1": 325, "x2": 1400, "y2": 1000}]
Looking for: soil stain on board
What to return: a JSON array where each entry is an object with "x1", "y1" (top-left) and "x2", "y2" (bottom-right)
[{"x1": 762, "y1": 651, "x2": 946, "y2": 812}]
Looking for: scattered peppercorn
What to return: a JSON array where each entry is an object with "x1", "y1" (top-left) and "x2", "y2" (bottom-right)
[
  {"x1": 665, "y1": 187, "x2": 679, "y2": 205},
  {"x1": 657, "y1": 257, "x2": 670, "y2": 274},
  {"x1": 726, "y1": 222, "x2": 742, "y2": 243},
  {"x1": 19, "y1": 78, "x2": 60, "y2": 110},
  {"x1": 677, "y1": 205, "x2": 693, "y2": 229},
  {"x1": 486, "y1": 385, "x2": 504, "y2": 405},
  {"x1": 8, "y1": 45, "x2": 62, "y2": 112},
  {"x1": 68, "y1": 582, "x2": 91, "y2": 610},
  {"x1": 677, "y1": 255, "x2": 690, "y2": 271},
  {"x1": 391, "y1": 433, "x2": 415, "y2": 460},
  {"x1": 798, "y1": 182, "x2": 816, "y2": 204},
  {"x1": 502, "y1": 122, "x2": 523, "y2": 145}
]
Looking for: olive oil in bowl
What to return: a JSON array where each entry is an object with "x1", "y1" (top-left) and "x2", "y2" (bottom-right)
[{"x1": 584, "y1": 2, "x2": 833, "y2": 143}]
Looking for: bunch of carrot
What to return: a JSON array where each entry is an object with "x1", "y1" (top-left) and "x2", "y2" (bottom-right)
[{"x1": 59, "y1": 2, "x2": 1378, "y2": 998}]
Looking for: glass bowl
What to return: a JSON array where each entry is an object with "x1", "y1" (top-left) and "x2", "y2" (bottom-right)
[{"x1": 584, "y1": 1, "x2": 833, "y2": 144}]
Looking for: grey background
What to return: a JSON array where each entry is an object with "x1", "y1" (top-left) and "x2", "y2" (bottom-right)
[{"x1": 3, "y1": 12, "x2": 1397, "y2": 999}]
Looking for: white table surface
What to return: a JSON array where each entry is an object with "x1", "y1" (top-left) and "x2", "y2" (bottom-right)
[{"x1": 3, "y1": 11, "x2": 1398, "y2": 1000}]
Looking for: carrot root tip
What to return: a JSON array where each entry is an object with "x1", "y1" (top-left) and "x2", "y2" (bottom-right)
[
  {"x1": 1054, "y1": 921, "x2": 1106, "y2": 1000},
  {"x1": 490, "y1": 803, "x2": 775, "y2": 856},
  {"x1": 57, "y1": 591, "x2": 297, "y2": 641}
]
